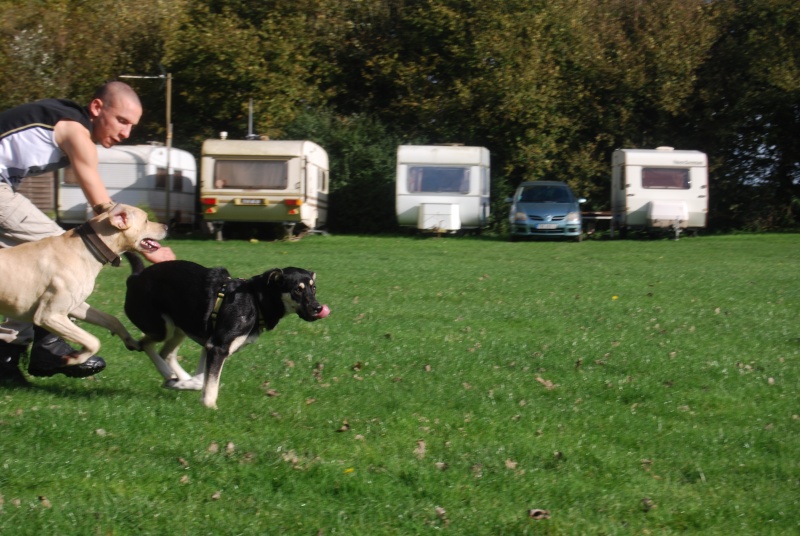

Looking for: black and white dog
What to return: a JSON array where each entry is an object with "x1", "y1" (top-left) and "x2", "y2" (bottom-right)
[{"x1": 123, "y1": 253, "x2": 330, "y2": 408}]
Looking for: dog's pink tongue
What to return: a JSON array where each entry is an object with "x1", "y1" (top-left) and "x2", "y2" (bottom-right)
[
  {"x1": 315, "y1": 304, "x2": 331, "y2": 319},
  {"x1": 141, "y1": 238, "x2": 161, "y2": 251}
]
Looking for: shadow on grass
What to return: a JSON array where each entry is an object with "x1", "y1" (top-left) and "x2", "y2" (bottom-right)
[{"x1": 1, "y1": 380, "x2": 144, "y2": 400}]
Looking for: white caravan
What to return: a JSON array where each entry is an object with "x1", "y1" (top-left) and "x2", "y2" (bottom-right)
[
  {"x1": 59, "y1": 144, "x2": 197, "y2": 226},
  {"x1": 396, "y1": 145, "x2": 490, "y2": 233},
  {"x1": 611, "y1": 147, "x2": 708, "y2": 237},
  {"x1": 199, "y1": 138, "x2": 329, "y2": 238}
]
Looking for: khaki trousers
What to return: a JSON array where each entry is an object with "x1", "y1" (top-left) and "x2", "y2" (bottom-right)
[{"x1": 0, "y1": 182, "x2": 65, "y2": 344}]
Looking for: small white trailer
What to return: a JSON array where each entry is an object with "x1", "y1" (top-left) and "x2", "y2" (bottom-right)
[
  {"x1": 199, "y1": 138, "x2": 329, "y2": 239},
  {"x1": 396, "y1": 145, "x2": 490, "y2": 233},
  {"x1": 58, "y1": 144, "x2": 197, "y2": 226},
  {"x1": 611, "y1": 147, "x2": 708, "y2": 238}
]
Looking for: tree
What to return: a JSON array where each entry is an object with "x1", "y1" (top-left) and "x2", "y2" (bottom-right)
[
  {"x1": 466, "y1": 0, "x2": 718, "y2": 207},
  {"x1": 162, "y1": 1, "x2": 328, "y2": 149},
  {"x1": 0, "y1": 0, "x2": 182, "y2": 110},
  {"x1": 693, "y1": 0, "x2": 800, "y2": 230},
  {"x1": 284, "y1": 109, "x2": 406, "y2": 233}
]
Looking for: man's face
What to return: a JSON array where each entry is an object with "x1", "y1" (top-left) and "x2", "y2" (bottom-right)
[{"x1": 89, "y1": 96, "x2": 142, "y2": 148}]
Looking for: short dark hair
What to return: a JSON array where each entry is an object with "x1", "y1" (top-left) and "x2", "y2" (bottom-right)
[{"x1": 92, "y1": 81, "x2": 141, "y2": 108}]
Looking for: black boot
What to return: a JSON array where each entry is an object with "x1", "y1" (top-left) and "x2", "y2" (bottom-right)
[
  {"x1": 27, "y1": 326, "x2": 107, "y2": 378},
  {"x1": 0, "y1": 341, "x2": 29, "y2": 386}
]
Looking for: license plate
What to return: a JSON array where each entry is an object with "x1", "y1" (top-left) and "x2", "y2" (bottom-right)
[
  {"x1": 235, "y1": 198, "x2": 266, "y2": 206},
  {"x1": 536, "y1": 223, "x2": 558, "y2": 230}
]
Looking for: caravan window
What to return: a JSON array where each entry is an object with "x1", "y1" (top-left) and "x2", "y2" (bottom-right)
[
  {"x1": 642, "y1": 168, "x2": 690, "y2": 189},
  {"x1": 213, "y1": 159, "x2": 288, "y2": 190},
  {"x1": 317, "y1": 167, "x2": 329, "y2": 193},
  {"x1": 155, "y1": 168, "x2": 184, "y2": 191},
  {"x1": 408, "y1": 166, "x2": 470, "y2": 194},
  {"x1": 172, "y1": 171, "x2": 184, "y2": 192},
  {"x1": 155, "y1": 168, "x2": 167, "y2": 189}
]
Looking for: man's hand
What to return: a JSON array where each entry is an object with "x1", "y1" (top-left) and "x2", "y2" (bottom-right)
[{"x1": 141, "y1": 246, "x2": 176, "y2": 263}]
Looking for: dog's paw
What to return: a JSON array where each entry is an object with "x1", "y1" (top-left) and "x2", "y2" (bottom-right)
[
  {"x1": 163, "y1": 378, "x2": 180, "y2": 390},
  {"x1": 163, "y1": 377, "x2": 203, "y2": 391}
]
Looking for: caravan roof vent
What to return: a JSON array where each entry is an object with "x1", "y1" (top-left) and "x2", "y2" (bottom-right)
[{"x1": 655, "y1": 146, "x2": 674, "y2": 151}]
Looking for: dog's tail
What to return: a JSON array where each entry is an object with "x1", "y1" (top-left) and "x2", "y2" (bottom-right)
[{"x1": 123, "y1": 251, "x2": 146, "y2": 275}]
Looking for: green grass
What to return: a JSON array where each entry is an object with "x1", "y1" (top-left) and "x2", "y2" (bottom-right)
[{"x1": 1, "y1": 233, "x2": 798, "y2": 535}]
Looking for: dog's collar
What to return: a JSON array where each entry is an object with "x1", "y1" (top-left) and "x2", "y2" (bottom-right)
[
  {"x1": 76, "y1": 221, "x2": 121, "y2": 267},
  {"x1": 211, "y1": 279, "x2": 265, "y2": 329}
]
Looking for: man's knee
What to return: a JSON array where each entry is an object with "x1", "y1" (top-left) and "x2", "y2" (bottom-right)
[{"x1": 0, "y1": 184, "x2": 64, "y2": 246}]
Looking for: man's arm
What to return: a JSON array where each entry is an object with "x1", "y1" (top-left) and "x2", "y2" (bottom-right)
[{"x1": 53, "y1": 120, "x2": 111, "y2": 208}]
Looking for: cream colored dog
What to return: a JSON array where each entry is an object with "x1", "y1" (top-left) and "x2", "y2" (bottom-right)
[{"x1": 0, "y1": 203, "x2": 167, "y2": 367}]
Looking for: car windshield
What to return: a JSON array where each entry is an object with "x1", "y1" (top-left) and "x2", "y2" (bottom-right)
[{"x1": 519, "y1": 186, "x2": 571, "y2": 203}]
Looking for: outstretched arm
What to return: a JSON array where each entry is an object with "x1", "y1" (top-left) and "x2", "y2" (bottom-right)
[
  {"x1": 141, "y1": 247, "x2": 176, "y2": 263},
  {"x1": 53, "y1": 120, "x2": 111, "y2": 209}
]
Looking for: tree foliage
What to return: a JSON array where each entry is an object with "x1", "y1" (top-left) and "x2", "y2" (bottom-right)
[
  {"x1": 284, "y1": 109, "x2": 406, "y2": 233},
  {"x1": 0, "y1": 0, "x2": 797, "y2": 231},
  {"x1": 692, "y1": 0, "x2": 800, "y2": 230}
]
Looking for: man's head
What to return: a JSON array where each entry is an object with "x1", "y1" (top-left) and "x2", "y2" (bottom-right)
[{"x1": 88, "y1": 81, "x2": 142, "y2": 148}]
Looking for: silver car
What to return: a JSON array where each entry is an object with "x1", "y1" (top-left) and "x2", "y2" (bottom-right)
[{"x1": 508, "y1": 181, "x2": 585, "y2": 241}]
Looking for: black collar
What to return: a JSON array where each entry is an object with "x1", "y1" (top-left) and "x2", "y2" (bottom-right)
[{"x1": 76, "y1": 221, "x2": 121, "y2": 267}]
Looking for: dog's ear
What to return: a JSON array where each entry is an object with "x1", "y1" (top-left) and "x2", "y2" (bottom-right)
[
  {"x1": 267, "y1": 269, "x2": 284, "y2": 286},
  {"x1": 108, "y1": 204, "x2": 132, "y2": 230}
]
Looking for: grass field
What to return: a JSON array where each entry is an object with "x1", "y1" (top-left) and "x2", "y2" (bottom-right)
[{"x1": 1, "y1": 233, "x2": 798, "y2": 535}]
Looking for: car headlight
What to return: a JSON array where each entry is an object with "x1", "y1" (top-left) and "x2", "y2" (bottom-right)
[
  {"x1": 565, "y1": 211, "x2": 580, "y2": 223},
  {"x1": 513, "y1": 211, "x2": 528, "y2": 222}
]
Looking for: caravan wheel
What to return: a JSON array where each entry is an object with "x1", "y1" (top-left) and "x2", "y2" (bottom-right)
[{"x1": 204, "y1": 222, "x2": 224, "y2": 241}]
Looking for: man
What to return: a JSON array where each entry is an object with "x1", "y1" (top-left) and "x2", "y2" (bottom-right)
[{"x1": 0, "y1": 81, "x2": 175, "y2": 385}]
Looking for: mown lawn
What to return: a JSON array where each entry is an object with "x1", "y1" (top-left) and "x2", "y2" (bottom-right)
[{"x1": 1, "y1": 233, "x2": 798, "y2": 535}]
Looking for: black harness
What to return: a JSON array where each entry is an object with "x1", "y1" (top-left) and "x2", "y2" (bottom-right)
[{"x1": 210, "y1": 278, "x2": 266, "y2": 330}]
